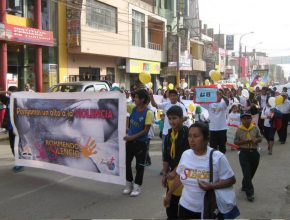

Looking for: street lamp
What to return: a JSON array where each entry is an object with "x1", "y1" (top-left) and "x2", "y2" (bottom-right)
[{"x1": 238, "y1": 31, "x2": 254, "y2": 79}]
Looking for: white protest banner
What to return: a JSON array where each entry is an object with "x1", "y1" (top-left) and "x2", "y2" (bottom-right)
[
  {"x1": 226, "y1": 125, "x2": 240, "y2": 149},
  {"x1": 11, "y1": 91, "x2": 126, "y2": 185}
]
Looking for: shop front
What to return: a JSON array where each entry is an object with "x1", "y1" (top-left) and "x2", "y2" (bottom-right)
[
  {"x1": 126, "y1": 59, "x2": 161, "y2": 91},
  {"x1": 0, "y1": 0, "x2": 57, "y2": 92}
]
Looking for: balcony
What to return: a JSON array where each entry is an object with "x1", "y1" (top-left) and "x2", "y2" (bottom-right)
[{"x1": 148, "y1": 42, "x2": 162, "y2": 51}]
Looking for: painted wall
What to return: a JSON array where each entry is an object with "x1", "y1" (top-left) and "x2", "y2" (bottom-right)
[{"x1": 68, "y1": 54, "x2": 117, "y2": 76}]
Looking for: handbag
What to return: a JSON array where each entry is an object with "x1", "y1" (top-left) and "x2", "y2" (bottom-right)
[
  {"x1": 203, "y1": 149, "x2": 240, "y2": 219},
  {"x1": 203, "y1": 149, "x2": 219, "y2": 219}
]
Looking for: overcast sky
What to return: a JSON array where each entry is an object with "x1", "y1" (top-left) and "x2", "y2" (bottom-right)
[
  {"x1": 199, "y1": 0, "x2": 290, "y2": 77},
  {"x1": 199, "y1": 0, "x2": 290, "y2": 57}
]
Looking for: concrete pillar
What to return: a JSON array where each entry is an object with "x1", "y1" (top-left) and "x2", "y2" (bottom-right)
[
  {"x1": 0, "y1": 0, "x2": 7, "y2": 91},
  {"x1": 34, "y1": 0, "x2": 43, "y2": 92}
]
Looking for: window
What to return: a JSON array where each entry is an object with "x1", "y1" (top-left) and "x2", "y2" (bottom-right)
[
  {"x1": 164, "y1": 0, "x2": 172, "y2": 10},
  {"x1": 132, "y1": 10, "x2": 145, "y2": 47},
  {"x1": 86, "y1": 0, "x2": 117, "y2": 33},
  {"x1": 6, "y1": 0, "x2": 23, "y2": 16},
  {"x1": 106, "y1": 67, "x2": 115, "y2": 83}
]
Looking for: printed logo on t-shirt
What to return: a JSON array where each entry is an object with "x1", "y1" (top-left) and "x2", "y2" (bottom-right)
[
  {"x1": 211, "y1": 107, "x2": 225, "y2": 113},
  {"x1": 180, "y1": 167, "x2": 210, "y2": 180}
]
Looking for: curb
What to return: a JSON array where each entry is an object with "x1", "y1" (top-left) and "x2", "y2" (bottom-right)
[{"x1": 0, "y1": 134, "x2": 9, "y2": 141}]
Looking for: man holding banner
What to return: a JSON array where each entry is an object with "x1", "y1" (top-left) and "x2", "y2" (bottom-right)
[{"x1": 194, "y1": 88, "x2": 229, "y2": 154}]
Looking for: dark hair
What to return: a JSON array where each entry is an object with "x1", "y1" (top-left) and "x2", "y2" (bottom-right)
[
  {"x1": 135, "y1": 89, "x2": 150, "y2": 104},
  {"x1": 8, "y1": 86, "x2": 18, "y2": 92},
  {"x1": 189, "y1": 122, "x2": 209, "y2": 141},
  {"x1": 166, "y1": 105, "x2": 183, "y2": 118},
  {"x1": 168, "y1": 89, "x2": 178, "y2": 96}
]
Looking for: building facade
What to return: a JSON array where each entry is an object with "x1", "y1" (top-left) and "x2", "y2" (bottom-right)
[
  {"x1": 0, "y1": 0, "x2": 58, "y2": 92},
  {"x1": 65, "y1": 0, "x2": 166, "y2": 90}
]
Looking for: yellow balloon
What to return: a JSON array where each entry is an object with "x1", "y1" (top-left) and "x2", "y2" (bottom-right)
[
  {"x1": 139, "y1": 72, "x2": 151, "y2": 84},
  {"x1": 205, "y1": 79, "x2": 210, "y2": 86},
  {"x1": 245, "y1": 83, "x2": 250, "y2": 88},
  {"x1": 189, "y1": 103, "x2": 195, "y2": 112},
  {"x1": 168, "y1": 83, "x2": 174, "y2": 90},
  {"x1": 275, "y1": 95, "x2": 284, "y2": 106},
  {"x1": 211, "y1": 71, "x2": 221, "y2": 82},
  {"x1": 158, "y1": 85, "x2": 162, "y2": 89},
  {"x1": 249, "y1": 87, "x2": 254, "y2": 93},
  {"x1": 260, "y1": 81, "x2": 265, "y2": 87}
]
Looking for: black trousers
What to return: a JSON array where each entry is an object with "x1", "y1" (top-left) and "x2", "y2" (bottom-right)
[
  {"x1": 166, "y1": 194, "x2": 180, "y2": 219},
  {"x1": 210, "y1": 130, "x2": 227, "y2": 154},
  {"x1": 8, "y1": 129, "x2": 15, "y2": 156},
  {"x1": 178, "y1": 205, "x2": 201, "y2": 219},
  {"x1": 277, "y1": 113, "x2": 290, "y2": 142},
  {"x1": 126, "y1": 140, "x2": 147, "y2": 185},
  {"x1": 258, "y1": 112, "x2": 265, "y2": 135},
  {"x1": 239, "y1": 150, "x2": 260, "y2": 196}
]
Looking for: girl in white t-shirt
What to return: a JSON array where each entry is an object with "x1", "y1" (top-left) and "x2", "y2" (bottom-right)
[
  {"x1": 228, "y1": 104, "x2": 241, "y2": 127},
  {"x1": 163, "y1": 123, "x2": 236, "y2": 219}
]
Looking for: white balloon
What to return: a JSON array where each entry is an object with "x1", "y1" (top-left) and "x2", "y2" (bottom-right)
[
  {"x1": 241, "y1": 89, "x2": 249, "y2": 99},
  {"x1": 182, "y1": 82, "x2": 188, "y2": 89},
  {"x1": 268, "y1": 97, "x2": 276, "y2": 108}
]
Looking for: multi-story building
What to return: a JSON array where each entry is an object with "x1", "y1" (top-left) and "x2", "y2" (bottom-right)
[
  {"x1": 65, "y1": 0, "x2": 167, "y2": 90},
  {"x1": 158, "y1": 0, "x2": 204, "y2": 88},
  {"x1": 0, "y1": 0, "x2": 58, "y2": 92}
]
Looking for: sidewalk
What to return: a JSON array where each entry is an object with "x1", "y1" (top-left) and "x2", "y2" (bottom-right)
[{"x1": 0, "y1": 129, "x2": 8, "y2": 141}]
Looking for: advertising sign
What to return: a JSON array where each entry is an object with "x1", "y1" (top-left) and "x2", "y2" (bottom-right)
[
  {"x1": 0, "y1": 23, "x2": 53, "y2": 47},
  {"x1": 126, "y1": 59, "x2": 160, "y2": 74},
  {"x1": 11, "y1": 92, "x2": 126, "y2": 185},
  {"x1": 179, "y1": 50, "x2": 192, "y2": 71},
  {"x1": 226, "y1": 35, "x2": 234, "y2": 50}
]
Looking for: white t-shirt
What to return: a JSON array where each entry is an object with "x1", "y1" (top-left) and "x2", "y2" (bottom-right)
[
  {"x1": 208, "y1": 100, "x2": 228, "y2": 131},
  {"x1": 227, "y1": 112, "x2": 241, "y2": 127},
  {"x1": 158, "y1": 101, "x2": 187, "y2": 135},
  {"x1": 176, "y1": 147, "x2": 235, "y2": 213},
  {"x1": 261, "y1": 106, "x2": 272, "y2": 127},
  {"x1": 260, "y1": 95, "x2": 267, "y2": 109}
]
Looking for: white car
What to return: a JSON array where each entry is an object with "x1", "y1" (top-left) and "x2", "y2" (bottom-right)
[{"x1": 48, "y1": 81, "x2": 111, "y2": 93}]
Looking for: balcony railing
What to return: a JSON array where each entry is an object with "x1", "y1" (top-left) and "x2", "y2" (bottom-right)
[{"x1": 148, "y1": 42, "x2": 162, "y2": 51}]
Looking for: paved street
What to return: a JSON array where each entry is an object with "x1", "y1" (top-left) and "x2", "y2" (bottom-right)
[{"x1": 0, "y1": 131, "x2": 290, "y2": 219}]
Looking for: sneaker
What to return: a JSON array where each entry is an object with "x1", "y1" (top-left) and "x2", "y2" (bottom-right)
[
  {"x1": 122, "y1": 181, "x2": 133, "y2": 195},
  {"x1": 247, "y1": 195, "x2": 254, "y2": 202},
  {"x1": 130, "y1": 183, "x2": 141, "y2": 197},
  {"x1": 13, "y1": 166, "x2": 24, "y2": 173}
]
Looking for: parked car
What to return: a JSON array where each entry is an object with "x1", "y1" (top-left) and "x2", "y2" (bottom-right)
[{"x1": 48, "y1": 81, "x2": 112, "y2": 93}]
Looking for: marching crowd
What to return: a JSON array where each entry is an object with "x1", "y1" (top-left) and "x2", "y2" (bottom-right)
[
  {"x1": 123, "y1": 84, "x2": 290, "y2": 219},
  {"x1": 1, "y1": 83, "x2": 290, "y2": 219}
]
